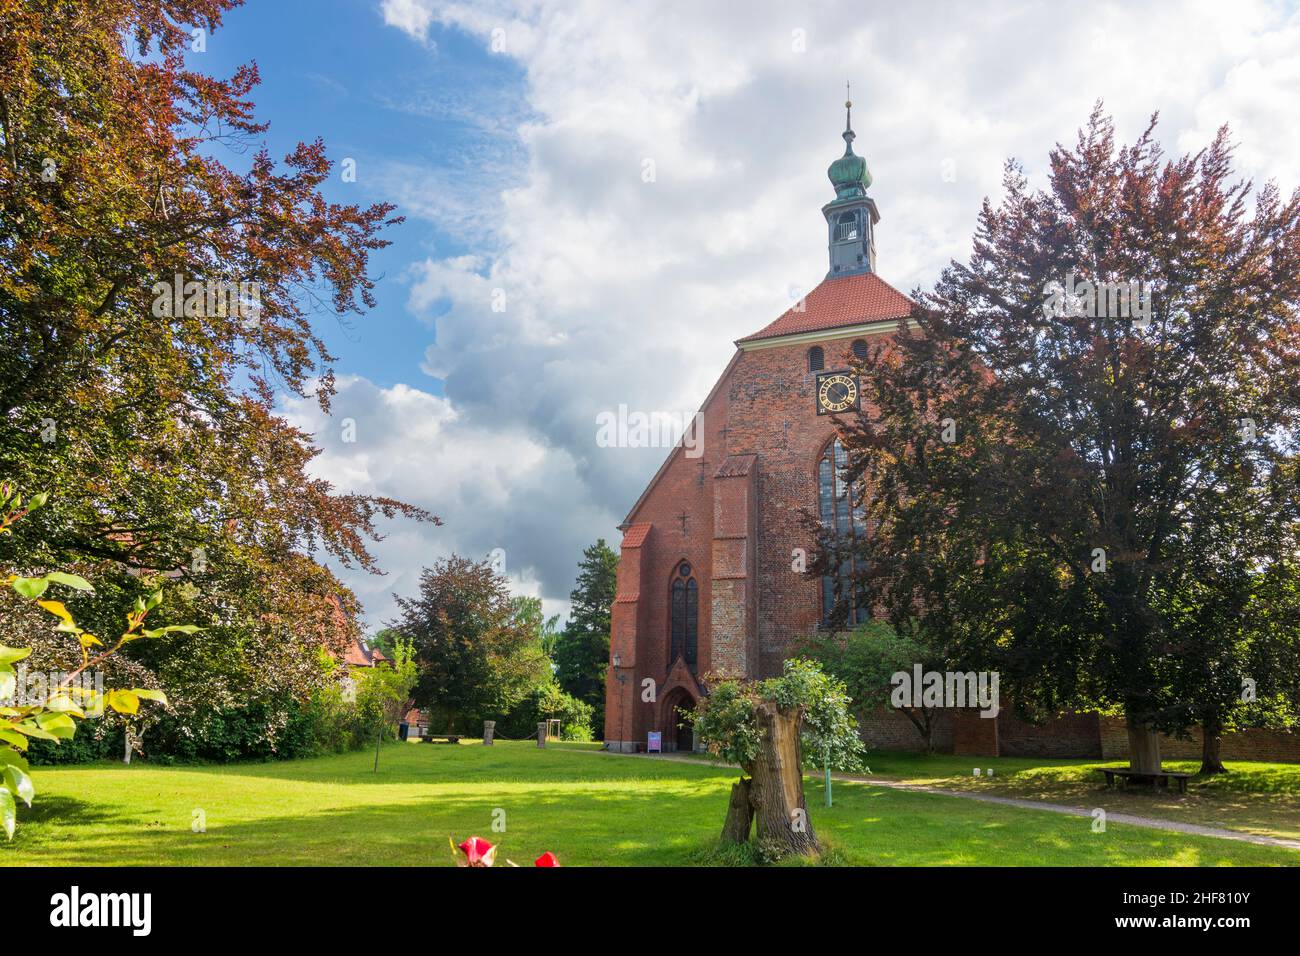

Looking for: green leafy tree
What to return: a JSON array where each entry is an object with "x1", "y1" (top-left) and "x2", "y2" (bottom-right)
[
  {"x1": 393, "y1": 556, "x2": 550, "y2": 733},
  {"x1": 510, "y1": 596, "x2": 562, "y2": 661},
  {"x1": 800, "y1": 619, "x2": 949, "y2": 752},
  {"x1": 554, "y1": 540, "x2": 617, "y2": 732},
  {"x1": 694, "y1": 659, "x2": 863, "y2": 859},
  {"x1": 368, "y1": 628, "x2": 404, "y2": 661},
  {"x1": 355, "y1": 638, "x2": 418, "y2": 772}
]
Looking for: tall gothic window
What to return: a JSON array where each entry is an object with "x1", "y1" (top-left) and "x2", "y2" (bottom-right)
[
  {"x1": 670, "y1": 561, "x2": 698, "y2": 671},
  {"x1": 817, "y1": 439, "x2": 869, "y2": 626},
  {"x1": 808, "y1": 346, "x2": 824, "y2": 372}
]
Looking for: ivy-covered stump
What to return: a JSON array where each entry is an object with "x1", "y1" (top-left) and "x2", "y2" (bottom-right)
[{"x1": 696, "y1": 659, "x2": 864, "y2": 860}]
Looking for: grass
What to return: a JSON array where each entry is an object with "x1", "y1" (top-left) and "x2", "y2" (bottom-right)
[
  {"x1": 858, "y1": 752, "x2": 1300, "y2": 842},
  {"x1": 1, "y1": 740, "x2": 1296, "y2": 866}
]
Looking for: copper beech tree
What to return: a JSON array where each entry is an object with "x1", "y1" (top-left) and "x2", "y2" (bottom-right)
[
  {"x1": 0, "y1": 0, "x2": 435, "y2": 728},
  {"x1": 825, "y1": 106, "x2": 1300, "y2": 775},
  {"x1": 693, "y1": 659, "x2": 863, "y2": 859}
]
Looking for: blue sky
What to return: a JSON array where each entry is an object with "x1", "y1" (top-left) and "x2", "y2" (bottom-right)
[
  {"x1": 206, "y1": 0, "x2": 529, "y2": 392},
  {"x1": 196, "y1": 1, "x2": 1300, "y2": 633}
]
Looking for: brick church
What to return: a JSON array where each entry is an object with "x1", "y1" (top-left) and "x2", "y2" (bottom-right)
[
  {"x1": 602, "y1": 98, "x2": 1300, "y2": 765},
  {"x1": 604, "y1": 97, "x2": 910, "y2": 753}
]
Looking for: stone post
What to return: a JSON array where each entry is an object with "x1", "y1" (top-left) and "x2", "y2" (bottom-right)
[
  {"x1": 537, "y1": 722, "x2": 547, "y2": 748},
  {"x1": 483, "y1": 720, "x2": 495, "y2": 745}
]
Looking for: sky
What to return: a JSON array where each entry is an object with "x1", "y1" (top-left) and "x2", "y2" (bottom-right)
[{"x1": 203, "y1": 0, "x2": 1300, "y2": 631}]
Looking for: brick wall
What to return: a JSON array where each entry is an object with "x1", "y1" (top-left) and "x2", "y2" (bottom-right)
[
  {"x1": 998, "y1": 712, "x2": 1103, "y2": 758},
  {"x1": 1099, "y1": 717, "x2": 1300, "y2": 764},
  {"x1": 952, "y1": 710, "x2": 999, "y2": 756},
  {"x1": 858, "y1": 705, "x2": 954, "y2": 752}
]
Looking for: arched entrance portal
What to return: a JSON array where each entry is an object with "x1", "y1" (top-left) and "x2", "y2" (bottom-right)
[{"x1": 662, "y1": 688, "x2": 698, "y2": 753}]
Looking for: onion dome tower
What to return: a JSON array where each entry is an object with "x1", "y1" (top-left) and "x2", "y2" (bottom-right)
[{"x1": 823, "y1": 85, "x2": 880, "y2": 279}]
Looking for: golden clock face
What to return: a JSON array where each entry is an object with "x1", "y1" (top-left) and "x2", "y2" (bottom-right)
[{"x1": 816, "y1": 372, "x2": 858, "y2": 414}]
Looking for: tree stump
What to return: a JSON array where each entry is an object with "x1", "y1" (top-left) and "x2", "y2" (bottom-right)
[
  {"x1": 721, "y1": 779, "x2": 754, "y2": 844},
  {"x1": 747, "y1": 700, "x2": 820, "y2": 856}
]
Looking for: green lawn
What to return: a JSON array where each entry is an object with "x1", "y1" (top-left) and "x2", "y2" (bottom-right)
[
  {"x1": 2, "y1": 741, "x2": 1296, "y2": 866},
  {"x1": 859, "y1": 752, "x2": 1300, "y2": 842}
]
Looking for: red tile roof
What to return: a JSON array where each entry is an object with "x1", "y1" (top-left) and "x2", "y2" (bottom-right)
[
  {"x1": 620, "y1": 523, "x2": 652, "y2": 548},
  {"x1": 737, "y1": 272, "x2": 914, "y2": 344},
  {"x1": 342, "y1": 638, "x2": 384, "y2": 667}
]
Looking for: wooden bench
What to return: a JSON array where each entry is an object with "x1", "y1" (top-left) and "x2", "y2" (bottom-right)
[
  {"x1": 1096, "y1": 767, "x2": 1194, "y2": 794},
  {"x1": 424, "y1": 734, "x2": 462, "y2": 745}
]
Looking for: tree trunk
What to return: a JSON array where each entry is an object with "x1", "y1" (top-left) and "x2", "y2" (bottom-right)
[
  {"x1": 1199, "y1": 720, "x2": 1226, "y2": 775},
  {"x1": 747, "y1": 700, "x2": 820, "y2": 857},
  {"x1": 1126, "y1": 718, "x2": 1162, "y2": 774},
  {"x1": 721, "y1": 778, "x2": 754, "y2": 844}
]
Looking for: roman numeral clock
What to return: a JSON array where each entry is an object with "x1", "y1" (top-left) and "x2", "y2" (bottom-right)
[{"x1": 815, "y1": 370, "x2": 859, "y2": 415}]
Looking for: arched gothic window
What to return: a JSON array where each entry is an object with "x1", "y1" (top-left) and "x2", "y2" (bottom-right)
[
  {"x1": 670, "y1": 560, "x2": 698, "y2": 672},
  {"x1": 817, "y1": 439, "x2": 869, "y2": 626},
  {"x1": 851, "y1": 338, "x2": 869, "y2": 361},
  {"x1": 808, "y1": 346, "x2": 825, "y2": 372}
]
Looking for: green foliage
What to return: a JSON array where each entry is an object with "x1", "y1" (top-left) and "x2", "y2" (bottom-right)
[
  {"x1": 554, "y1": 539, "x2": 618, "y2": 733},
  {"x1": 799, "y1": 619, "x2": 928, "y2": 712},
  {"x1": 510, "y1": 597, "x2": 562, "y2": 661},
  {"x1": 0, "y1": 488, "x2": 184, "y2": 836},
  {"x1": 355, "y1": 639, "x2": 419, "y2": 770},
  {"x1": 394, "y1": 556, "x2": 551, "y2": 733},
  {"x1": 497, "y1": 681, "x2": 594, "y2": 741},
  {"x1": 368, "y1": 628, "x2": 404, "y2": 661},
  {"x1": 799, "y1": 619, "x2": 948, "y2": 749},
  {"x1": 694, "y1": 659, "x2": 865, "y2": 773}
]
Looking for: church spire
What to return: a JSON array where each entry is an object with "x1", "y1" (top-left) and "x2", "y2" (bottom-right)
[
  {"x1": 822, "y1": 84, "x2": 880, "y2": 278},
  {"x1": 842, "y1": 82, "x2": 855, "y2": 152}
]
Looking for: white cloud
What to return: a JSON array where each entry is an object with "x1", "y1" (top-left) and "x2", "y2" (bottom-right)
[{"x1": 328, "y1": 0, "x2": 1300, "y2": 628}]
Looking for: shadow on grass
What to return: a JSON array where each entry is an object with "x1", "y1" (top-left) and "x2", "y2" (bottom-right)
[{"x1": 11, "y1": 765, "x2": 1296, "y2": 867}]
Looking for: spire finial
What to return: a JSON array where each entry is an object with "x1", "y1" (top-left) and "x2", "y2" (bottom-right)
[{"x1": 841, "y1": 81, "x2": 856, "y2": 155}]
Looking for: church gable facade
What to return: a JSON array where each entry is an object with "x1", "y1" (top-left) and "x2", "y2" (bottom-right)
[{"x1": 605, "y1": 98, "x2": 912, "y2": 752}]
